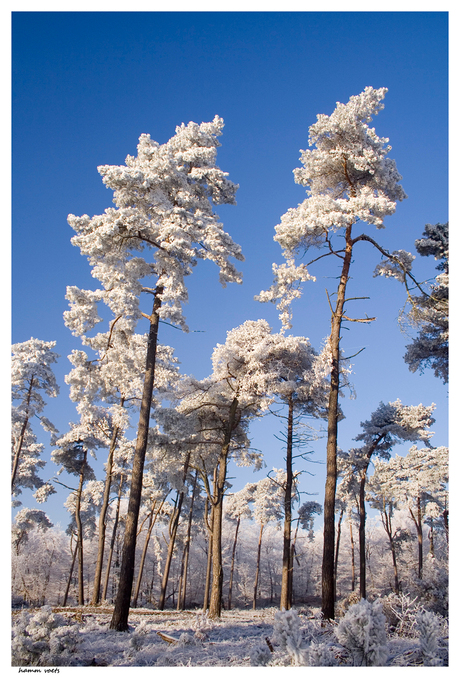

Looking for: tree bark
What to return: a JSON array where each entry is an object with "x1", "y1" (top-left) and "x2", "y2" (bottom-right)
[
  {"x1": 159, "y1": 454, "x2": 190, "y2": 610},
  {"x1": 203, "y1": 501, "x2": 213, "y2": 612},
  {"x1": 102, "y1": 474, "x2": 123, "y2": 601},
  {"x1": 63, "y1": 538, "x2": 78, "y2": 607},
  {"x1": 322, "y1": 223, "x2": 354, "y2": 620},
  {"x1": 91, "y1": 414, "x2": 123, "y2": 605},
  {"x1": 110, "y1": 290, "x2": 162, "y2": 631},
  {"x1": 227, "y1": 516, "x2": 240, "y2": 611},
  {"x1": 253, "y1": 522, "x2": 264, "y2": 610},
  {"x1": 132, "y1": 498, "x2": 165, "y2": 607},
  {"x1": 177, "y1": 470, "x2": 198, "y2": 611},
  {"x1": 280, "y1": 395, "x2": 294, "y2": 610},
  {"x1": 349, "y1": 518, "x2": 356, "y2": 592},
  {"x1": 75, "y1": 449, "x2": 87, "y2": 606},
  {"x1": 334, "y1": 507, "x2": 344, "y2": 596},
  {"x1": 209, "y1": 397, "x2": 239, "y2": 619}
]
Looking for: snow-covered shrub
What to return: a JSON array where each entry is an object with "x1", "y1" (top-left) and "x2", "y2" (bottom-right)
[
  {"x1": 272, "y1": 608, "x2": 305, "y2": 665},
  {"x1": 412, "y1": 554, "x2": 448, "y2": 616},
  {"x1": 335, "y1": 598, "x2": 388, "y2": 666},
  {"x1": 192, "y1": 609, "x2": 214, "y2": 640},
  {"x1": 249, "y1": 641, "x2": 272, "y2": 666},
  {"x1": 416, "y1": 610, "x2": 443, "y2": 666},
  {"x1": 381, "y1": 591, "x2": 422, "y2": 637},
  {"x1": 130, "y1": 620, "x2": 151, "y2": 652},
  {"x1": 12, "y1": 606, "x2": 78, "y2": 666},
  {"x1": 307, "y1": 641, "x2": 338, "y2": 666}
]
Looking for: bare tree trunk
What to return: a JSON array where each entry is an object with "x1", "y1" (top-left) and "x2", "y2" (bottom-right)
[
  {"x1": 132, "y1": 498, "x2": 165, "y2": 607},
  {"x1": 334, "y1": 507, "x2": 344, "y2": 596},
  {"x1": 178, "y1": 470, "x2": 198, "y2": 611},
  {"x1": 280, "y1": 395, "x2": 293, "y2": 611},
  {"x1": 63, "y1": 538, "x2": 78, "y2": 607},
  {"x1": 322, "y1": 222, "x2": 354, "y2": 620},
  {"x1": 102, "y1": 475, "x2": 123, "y2": 601},
  {"x1": 349, "y1": 518, "x2": 356, "y2": 592},
  {"x1": 75, "y1": 449, "x2": 87, "y2": 606},
  {"x1": 91, "y1": 414, "x2": 123, "y2": 605},
  {"x1": 11, "y1": 378, "x2": 34, "y2": 491},
  {"x1": 110, "y1": 290, "x2": 162, "y2": 631},
  {"x1": 159, "y1": 455, "x2": 190, "y2": 610},
  {"x1": 203, "y1": 501, "x2": 213, "y2": 612},
  {"x1": 253, "y1": 523, "x2": 264, "y2": 610},
  {"x1": 209, "y1": 397, "x2": 239, "y2": 619},
  {"x1": 227, "y1": 516, "x2": 240, "y2": 611}
]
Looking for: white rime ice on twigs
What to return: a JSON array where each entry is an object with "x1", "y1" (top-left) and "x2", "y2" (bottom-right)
[
  {"x1": 272, "y1": 609, "x2": 305, "y2": 665},
  {"x1": 335, "y1": 598, "x2": 388, "y2": 666}
]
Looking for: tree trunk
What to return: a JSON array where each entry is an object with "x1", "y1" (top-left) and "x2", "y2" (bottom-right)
[
  {"x1": 334, "y1": 507, "x2": 344, "y2": 595},
  {"x1": 75, "y1": 449, "x2": 87, "y2": 606},
  {"x1": 91, "y1": 414, "x2": 123, "y2": 605},
  {"x1": 322, "y1": 223, "x2": 354, "y2": 620},
  {"x1": 203, "y1": 499, "x2": 213, "y2": 611},
  {"x1": 349, "y1": 518, "x2": 356, "y2": 592},
  {"x1": 110, "y1": 290, "x2": 162, "y2": 631},
  {"x1": 227, "y1": 516, "x2": 240, "y2": 611},
  {"x1": 253, "y1": 522, "x2": 264, "y2": 610},
  {"x1": 280, "y1": 395, "x2": 294, "y2": 611},
  {"x1": 209, "y1": 397, "x2": 239, "y2": 619},
  {"x1": 102, "y1": 474, "x2": 123, "y2": 601},
  {"x1": 178, "y1": 470, "x2": 198, "y2": 611},
  {"x1": 159, "y1": 454, "x2": 190, "y2": 610},
  {"x1": 417, "y1": 496, "x2": 423, "y2": 579},
  {"x1": 132, "y1": 498, "x2": 165, "y2": 607},
  {"x1": 11, "y1": 378, "x2": 34, "y2": 491},
  {"x1": 63, "y1": 538, "x2": 78, "y2": 607}
]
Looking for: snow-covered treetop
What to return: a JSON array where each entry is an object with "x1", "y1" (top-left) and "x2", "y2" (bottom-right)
[
  {"x1": 354, "y1": 399, "x2": 435, "y2": 461},
  {"x1": 257, "y1": 87, "x2": 406, "y2": 328},
  {"x1": 12, "y1": 338, "x2": 60, "y2": 419},
  {"x1": 67, "y1": 116, "x2": 243, "y2": 331},
  {"x1": 225, "y1": 483, "x2": 255, "y2": 521},
  {"x1": 252, "y1": 471, "x2": 285, "y2": 526},
  {"x1": 275, "y1": 86, "x2": 406, "y2": 257}
]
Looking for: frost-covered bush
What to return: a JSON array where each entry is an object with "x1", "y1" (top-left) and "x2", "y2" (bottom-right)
[
  {"x1": 381, "y1": 591, "x2": 422, "y2": 637},
  {"x1": 412, "y1": 554, "x2": 448, "y2": 616},
  {"x1": 307, "y1": 641, "x2": 338, "y2": 666},
  {"x1": 192, "y1": 609, "x2": 214, "y2": 640},
  {"x1": 12, "y1": 606, "x2": 78, "y2": 666},
  {"x1": 249, "y1": 641, "x2": 272, "y2": 666},
  {"x1": 272, "y1": 608, "x2": 305, "y2": 665},
  {"x1": 416, "y1": 610, "x2": 443, "y2": 666},
  {"x1": 335, "y1": 598, "x2": 388, "y2": 666}
]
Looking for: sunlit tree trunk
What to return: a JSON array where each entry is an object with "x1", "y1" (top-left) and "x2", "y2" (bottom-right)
[
  {"x1": 227, "y1": 516, "x2": 240, "y2": 611},
  {"x1": 75, "y1": 449, "x2": 87, "y2": 606},
  {"x1": 102, "y1": 474, "x2": 123, "y2": 602},
  {"x1": 209, "y1": 397, "x2": 239, "y2": 618},
  {"x1": 280, "y1": 395, "x2": 294, "y2": 610},
  {"x1": 322, "y1": 222, "x2": 354, "y2": 620},
  {"x1": 334, "y1": 507, "x2": 344, "y2": 597},
  {"x1": 110, "y1": 290, "x2": 162, "y2": 631},
  {"x1": 63, "y1": 537, "x2": 78, "y2": 607},
  {"x1": 203, "y1": 499, "x2": 213, "y2": 611},
  {"x1": 91, "y1": 412, "x2": 123, "y2": 605},
  {"x1": 177, "y1": 470, "x2": 198, "y2": 611},
  {"x1": 253, "y1": 522, "x2": 264, "y2": 610},
  {"x1": 132, "y1": 497, "x2": 165, "y2": 607}
]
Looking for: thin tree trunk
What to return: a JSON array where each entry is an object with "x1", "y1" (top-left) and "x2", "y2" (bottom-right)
[
  {"x1": 178, "y1": 470, "x2": 198, "y2": 611},
  {"x1": 11, "y1": 378, "x2": 34, "y2": 491},
  {"x1": 132, "y1": 498, "x2": 165, "y2": 608},
  {"x1": 110, "y1": 289, "x2": 163, "y2": 631},
  {"x1": 253, "y1": 522, "x2": 264, "y2": 610},
  {"x1": 348, "y1": 518, "x2": 356, "y2": 592},
  {"x1": 203, "y1": 500, "x2": 213, "y2": 612},
  {"x1": 159, "y1": 454, "x2": 190, "y2": 610},
  {"x1": 228, "y1": 516, "x2": 240, "y2": 611},
  {"x1": 102, "y1": 474, "x2": 123, "y2": 601},
  {"x1": 209, "y1": 397, "x2": 239, "y2": 619},
  {"x1": 380, "y1": 502, "x2": 400, "y2": 594},
  {"x1": 280, "y1": 395, "x2": 294, "y2": 611},
  {"x1": 75, "y1": 449, "x2": 87, "y2": 606},
  {"x1": 417, "y1": 497, "x2": 423, "y2": 579},
  {"x1": 63, "y1": 538, "x2": 78, "y2": 607},
  {"x1": 91, "y1": 413, "x2": 123, "y2": 605},
  {"x1": 334, "y1": 507, "x2": 344, "y2": 596},
  {"x1": 322, "y1": 222, "x2": 354, "y2": 620},
  {"x1": 290, "y1": 517, "x2": 301, "y2": 606}
]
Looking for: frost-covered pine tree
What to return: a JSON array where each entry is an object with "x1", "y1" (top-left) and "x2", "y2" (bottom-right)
[
  {"x1": 350, "y1": 400, "x2": 435, "y2": 599},
  {"x1": 66, "y1": 116, "x2": 243, "y2": 630},
  {"x1": 11, "y1": 338, "x2": 59, "y2": 500},
  {"x1": 257, "y1": 87, "x2": 407, "y2": 618},
  {"x1": 335, "y1": 598, "x2": 388, "y2": 666}
]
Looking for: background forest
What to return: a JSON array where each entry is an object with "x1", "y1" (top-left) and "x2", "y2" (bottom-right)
[{"x1": 10, "y1": 8, "x2": 449, "y2": 669}]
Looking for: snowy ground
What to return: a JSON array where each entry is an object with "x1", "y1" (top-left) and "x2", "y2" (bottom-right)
[{"x1": 11, "y1": 602, "x2": 449, "y2": 669}]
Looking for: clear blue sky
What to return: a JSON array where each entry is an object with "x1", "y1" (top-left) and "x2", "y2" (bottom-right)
[{"x1": 11, "y1": 10, "x2": 448, "y2": 527}]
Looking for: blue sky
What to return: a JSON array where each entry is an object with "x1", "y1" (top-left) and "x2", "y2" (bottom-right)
[{"x1": 11, "y1": 10, "x2": 449, "y2": 528}]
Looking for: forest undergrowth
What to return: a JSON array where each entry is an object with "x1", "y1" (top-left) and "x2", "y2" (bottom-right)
[{"x1": 11, "y1": 596, "x2": 448, "y2": 668}]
